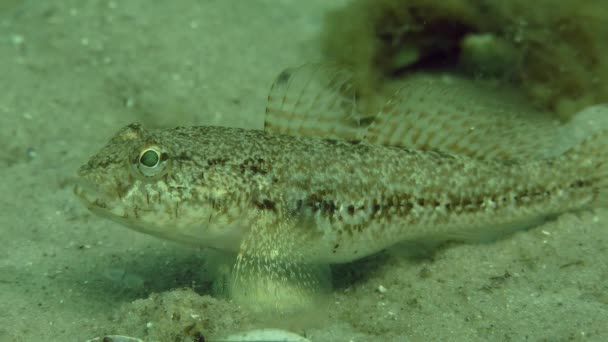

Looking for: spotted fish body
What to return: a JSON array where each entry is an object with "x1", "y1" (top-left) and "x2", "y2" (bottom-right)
[{"x1": 74, "y1": 65, "x2": 608, "y2": 310}]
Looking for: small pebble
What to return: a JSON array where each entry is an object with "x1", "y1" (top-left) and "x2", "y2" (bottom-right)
[
  {"x1": 11, "y1": 34, "x2": 24, "y2": 45},
  {"x1": 26, "y1": 147, "x2": 37, "y2": 160}
]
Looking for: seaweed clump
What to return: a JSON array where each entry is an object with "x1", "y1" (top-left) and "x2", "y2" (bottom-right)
[{"x1": 322, "y1": 0, "x2": 608, "y2": 118}]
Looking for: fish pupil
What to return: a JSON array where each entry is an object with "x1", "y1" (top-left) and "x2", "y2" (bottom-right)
[{"x1": 140, "y1": 149, "x2": 160, "y2": 167}]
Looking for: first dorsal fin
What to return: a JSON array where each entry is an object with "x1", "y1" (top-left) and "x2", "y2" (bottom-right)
[
  {"x1": 264, "y1": 64, "x2": 561, "y2": 160},
  {"x1": 264, "y1": 64, "x2": 372, "y2": 142}
]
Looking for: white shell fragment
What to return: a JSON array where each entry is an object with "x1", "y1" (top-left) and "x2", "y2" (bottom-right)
[{"x1": 223, "y1": 328, "x2": 311, "y2": 342}]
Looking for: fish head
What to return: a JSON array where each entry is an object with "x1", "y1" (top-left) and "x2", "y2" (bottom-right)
[{"x1": 74, "y1": 123, "x2": 251, "y2": 252}]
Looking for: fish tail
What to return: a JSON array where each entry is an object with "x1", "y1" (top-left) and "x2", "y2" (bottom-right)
[{"x1": 559, "y1": 104, "x2": 608, "y2": 207}]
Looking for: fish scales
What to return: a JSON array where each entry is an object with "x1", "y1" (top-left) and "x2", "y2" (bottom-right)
[{"x1": 76, "y1": 123, "x2": 599, "y2": 262}]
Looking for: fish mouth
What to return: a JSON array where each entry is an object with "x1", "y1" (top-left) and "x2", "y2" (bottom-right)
[{"x1": 73, "y1": 179, "x2": 113, "y2": 211}]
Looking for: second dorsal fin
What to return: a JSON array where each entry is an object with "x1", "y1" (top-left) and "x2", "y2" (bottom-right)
[{"x1": 364, "y1": 75, "x2": 561, "y2": 160}]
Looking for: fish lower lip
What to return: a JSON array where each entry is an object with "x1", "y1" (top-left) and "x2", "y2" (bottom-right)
[
  {"x1": 73, "y1": 179, "x2": 111, "y2": 207},
  {"x1": 73, "y1": 185, "x2": 96, "y2": 206}
]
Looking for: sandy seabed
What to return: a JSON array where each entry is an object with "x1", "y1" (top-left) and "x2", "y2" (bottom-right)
[{"x1": 0, "y1": 1, "x2": 606, "y2": 341}]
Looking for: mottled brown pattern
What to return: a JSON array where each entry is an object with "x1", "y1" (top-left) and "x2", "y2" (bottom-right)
[{"x1": 75, "y1": 122, "x2": 603, "y2": 266}]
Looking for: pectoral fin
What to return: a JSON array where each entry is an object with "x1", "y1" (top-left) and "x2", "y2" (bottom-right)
[{"x1": 227, "y1": 209, "x2": 330, "y2": 313}]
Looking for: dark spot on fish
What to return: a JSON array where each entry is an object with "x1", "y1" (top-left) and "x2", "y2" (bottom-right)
[
  {"x1": 333, "y1": 243, "x2": 340, "y2": 253},
  {"x1": 207, "y1": 158, "x2": 228, "y2": 166},
  {"x1": 295, "y1": 199, "x2": 304, "y2": 210},
  {"x1": 371, "y1": 202, "x2": 381, "y2": 216},
  {"x1": 256, "y1": 199, "x2": 276, "y2": 211},
  {"x1": 173, "y1": 152, "x2": 191, "y2": 161},
  {"x1": 357, "y1": 116, "x2": 375, "y2": 127},
  {"x1": 240, "y1": 157, "x2": 268, "y2": 175},
  {"x1": 276, "y1": 70, "x2": 291, "y2": 84},
  {"x1": 305, "y1": 193, "x2": 337, "y2": 216},
  {"x1": 210, "y1": 198, "x2": 222, "y2": 209},
  {"x1": 404, "y1": 201, "x2": 414, "y2": 211},
  {"x1": 169, "y1": 126, "x2": 185, "y2": 132},
  {"x1": 571, "y1": 180, "x2": 586, "y2": 188},
  {"x1": 347, "y1": 205, "x2": 355, "y2": 215}
]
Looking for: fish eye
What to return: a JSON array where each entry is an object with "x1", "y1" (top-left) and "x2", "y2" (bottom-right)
[
  {"x1": 133, "y1": 146, "x2": 170, "y2": 178},
  {"x1": 139, "y1": 149, "x2": 160, "y2": 168}
]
